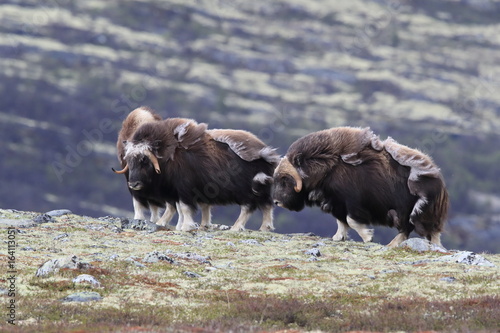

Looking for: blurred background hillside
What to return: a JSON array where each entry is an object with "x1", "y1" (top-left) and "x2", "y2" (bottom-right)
[{"x1": 1, "y1": 0, "x2": 499, "y2": 252}]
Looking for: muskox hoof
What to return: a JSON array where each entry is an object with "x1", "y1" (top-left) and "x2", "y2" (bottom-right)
[
  {"x1": 181, "y1": 223, "x2": 199, "y2": 232},
  {"x1": 332, "y1": 234, "x2": 346, "y2": 242},
  {"x1": 361, "y1": 229, "x2": 374, "y2": 243},
  {"x1": 259, "y1": 225, "x2": 275, "y2": 232},
  {"x1": 229, "y1": 225, "x2": 246, "y2": 232},
  {"x1": 200, "y1": 223, "x2": 215, "y2": 231},
  {"x1": 386, "y1": 233, "x2": 408, "y2": 248}
]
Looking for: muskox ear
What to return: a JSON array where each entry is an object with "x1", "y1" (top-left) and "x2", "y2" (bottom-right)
[
  {"x1": 151, "y1": 140, "x2": 162, "y2": 151},
  {"x1": 292, "y1": 153, "x2": 303, "y2": 168}
]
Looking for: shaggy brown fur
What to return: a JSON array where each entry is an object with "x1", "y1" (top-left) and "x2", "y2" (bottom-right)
[
  {"x1": 273, "y1": 127, "x2": 448, "y2": 247},
  {"x1": 124, "y1": 119, "x2": 279, "y2": 231}
]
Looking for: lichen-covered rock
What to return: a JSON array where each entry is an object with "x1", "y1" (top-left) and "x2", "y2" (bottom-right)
[
  {"x1": 121, "y1": 218, "x2": 175, "y2": 232},
  {"x1": 173, "y1": 252, "x2": 211, "y2": 264},
  {"x1": 33, "y1": 214, "x2": 55, "y2": 224},
  {"x1": 73, "y1": 274, "x2": 101, "y2": 287},
  {"x1": 143, "y1": 251, "x2": 175, "y2": 264},
  {"x1": 305, "y1": 248, "x2": 321, "y2": 257},
  {"x1": 36, "y1": 255, "x2": 91, "y2": 277},
  {"x1": 239, "y1": 239, "x2": 262, "y2": 246},
  {"x1": 438, "y1": 251, "x2": 495, "y2": 267},
  {"x1": 184, "y1": 271, "x2": 202, "y2": 278}
]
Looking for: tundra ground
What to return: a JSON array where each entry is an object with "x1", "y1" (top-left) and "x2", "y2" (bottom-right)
[{"x1": 1, "y1": 209, "x2": 499, "y2": 332}]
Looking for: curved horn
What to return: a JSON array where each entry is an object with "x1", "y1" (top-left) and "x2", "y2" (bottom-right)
[
  {"x1": 112, "y1": 164, "x2": 129, "y2": 174},
  {"x1": 278, "y1": 157, "x2": 302, "y2": 192},
  {"x1": 145, "y1": 151, "x2": 161, "y2": 174}
]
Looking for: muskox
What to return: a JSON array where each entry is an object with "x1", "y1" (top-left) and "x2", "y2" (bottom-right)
[
  {"x1": 272, "y1": 127, "x2": 448, "y2": 247},
  {"x1": 119, "y1": 118, "x2": 279, "y2": 231},
  {"x1": 113, "y1": 107, "x2": 177, "y2": 225}
]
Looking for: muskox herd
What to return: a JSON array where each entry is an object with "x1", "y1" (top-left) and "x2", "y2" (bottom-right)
[{"x1": 113, "y1": 107, "x2": 449, "y2": 248}]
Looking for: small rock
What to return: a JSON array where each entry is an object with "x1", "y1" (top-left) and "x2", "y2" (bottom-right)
[
  {"x1": 214, "y1": 262, "x2": 234, "y2": 269},
  {"x1": 440, "y1": 277, "x2": 456, "y2": 283},
  {"x1": 36, "y1": 255, "x2": 91, "y2": 277},
  {"x1": 184, "y1": 271, "x2": 202, "y2": 278},
  {"x1": 53, "y1": 233, "x2": 69, "y2": 241},
  {"x1": 312, "y1": 242, "x2": 325, "y2": 248},
  {"x1": 62, "y1": 291, "x2": 102, "y2": 302},
  {"x1": 287, "y1": 232, "x2": 317, "y2": 237},
  {"x1": 367, "y1": 275, "x2": 376, "y2": 280},
  {"x1": 226, "y1": 242, "x2": 236, "y2": 247},
  {"x1": 125, "y1": 257, "x2": 146, "y2": 268},
  {"x1": 73, "y1": 274, "x2": 101, "y2": 287},
  {"x1": 305, "y1": 248, "x2": 321, "y2": 257},
  {"x1": 33, "y1": 214, "x2": 55, "y2": 224},
  {"x1": 173, "y1": 252, "x2": 210, "y2": 264},
  {"x1": 380, "y1": 269, "x2": 399, "y2": 274},
  {"x1": 397, "y1": 259, "x2": 432, "y2": 266},
  {"x1": 109, "y1": 254, "x2": 119, "y2": 261},
  {"x1": 0, "y1": 288, "x2": 8, "y2": 295},
  {"x1": 143, "y1": 251, "x2": 175, "y2": 264},
  {"x1": 121, "y1": 218, "x2": 174, "y2": 232},
  {"x1": 21, "y1": 247, "x2": 36, "y2": 251},
  {"x1": 215, "y1": 224, "x2": 230, "y2": 231},
  {"x1": 85, "y1": 225, "x2": 105, "y2": 231},
  {"x1": 239, "y1": 239, "x2": 262, "y2": 246},
  {"x1": 109, "y1": 225, "x2": 123, "y2": 233},
  {"x1": 438, "y1": 251, "x2": 495, "y2": 267},
  {"x1": 307, "y1": 256, "x2": 319, "y2": 262},
  {"x1": 46, "y1": 209, "x2": 72, "y2": 217}
]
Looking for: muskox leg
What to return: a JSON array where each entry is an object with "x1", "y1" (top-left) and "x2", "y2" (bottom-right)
[
  {"x1": 199, "y1": 203, "x2": 213, "y2": 230},
  {"x1": 386, "y1": 232, "x2": 408, "y2": 248},
  {"x1": 178, "y1": 201, "x2": 199, "y2": 232},
  {"x1": 429, "y1": 232, "x2": 443, "y2": 248},
  {"x1": 332, "y1": 220, "x2": 349, "y2": 241},
  {"x1": 156, "y1": 203, "x2": 177, "y2": 226},
  {"x1": 259, "y1": 205, "x2": 275, "y2": 232},
  {"x1": 175, "y1": 202, "x2": 184, "y2": 231},
  {"x1": 150, "y1": 205, "x2": 161, "y2": 223},
  {"x1": 132, "y1": 197, "x2": 147, "y2": 220},
  {"x1": 346, "y1": 216, "x2": 374, "y2": 243},
  {"x1": 230, "y1": 205, "x2": 253, "y2": 231}
]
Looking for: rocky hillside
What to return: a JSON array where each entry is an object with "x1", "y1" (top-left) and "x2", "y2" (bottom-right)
[
  {"x1": 0, "y1": 1, "x2": 499, "y2": 252},
  {"x1": 0, "y1": 209, "x2": 499, "y2": 332}
]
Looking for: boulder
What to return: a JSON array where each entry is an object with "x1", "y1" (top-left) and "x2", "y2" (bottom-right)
[{"x1": 399, "y1": 238, "x2": 448, "y2": 253}]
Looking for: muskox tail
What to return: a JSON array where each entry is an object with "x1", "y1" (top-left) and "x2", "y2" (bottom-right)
[
  {"x1": 252, "y1": 172, "x2": 273, "y2": 197},
  {"x1": 432, "y1": 179, "x2": 449, "y2": 232}
]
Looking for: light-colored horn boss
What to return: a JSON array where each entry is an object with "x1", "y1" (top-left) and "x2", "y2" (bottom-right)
[{"x1": 278, "y1": 157, "x2": 302, "y2": 192}]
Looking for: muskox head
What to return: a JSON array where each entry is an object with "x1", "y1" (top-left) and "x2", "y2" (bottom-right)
[
  {"x1": 272, "y1": 157, "x2": 307, "y2": 211},
  {"x1": 114, "y1": 141, "x2": 162, "y2": 191}
]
